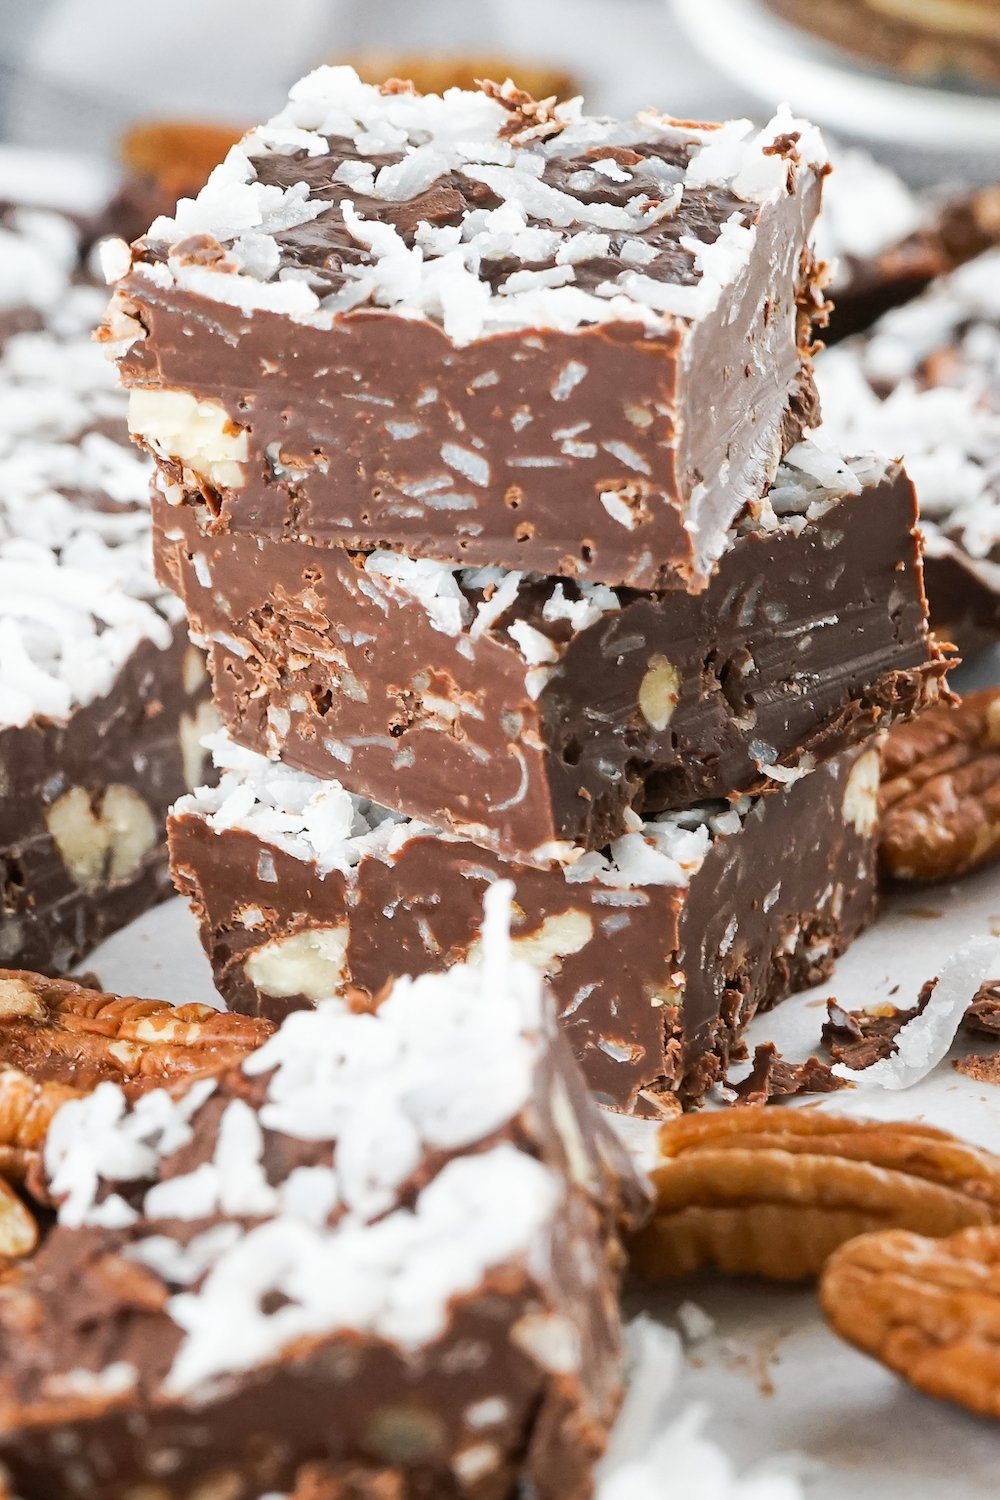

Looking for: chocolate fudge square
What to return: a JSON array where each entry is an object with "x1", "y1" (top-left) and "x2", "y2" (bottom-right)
[
  {"x1": 153, "y1": 442, "x2": 944, "y2": 861},
  {"x1": 0, "y1": 890, "x2": 644, "y2": 1500},
  {"x1": 0, "y1": 217, "x2": 213, "y2": 973},
  {"x1": 103, "y1": 68, "x2": 829, "y2": 591},
  {"x1": 169, "y1": 732, "x2": 879, "y2": 1114}
]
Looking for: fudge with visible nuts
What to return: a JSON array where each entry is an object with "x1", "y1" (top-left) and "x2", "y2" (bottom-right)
[
  {"x1": 817, "y1": 249, "x2": 1000, "y2": 652},
  {"x1": 154, "y1": 443, "x2": 943, "y2": 860},
  {"x1": 103, "y1": 68, "x2": 829, "y2": 591},
  {"x1": 0, "y1": 888, "x2": 644, "y2": 1500},
  {"x1": 0, "y1": 229, "x2": 213, "y2": 974},
  {"x1": 169, "y1": 732, "x2": 879, "y2": 1114}
]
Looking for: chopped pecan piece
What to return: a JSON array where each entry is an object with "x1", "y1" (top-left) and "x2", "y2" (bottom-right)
[
  {"x1": 731, "y1": 1043, "x2": 847, "y2": 1105},
  {"x1": 880, "y1": 688, "x2": 1000, "y2": 882},
  {"x1": 630, "y1": 1110, "x2": 1000, "y2": 1281},
  {"x1": 821, "y1": 1224, "x2": 1000, "y2": 1421},
  {"x1": 0, "y1": 971, "x2": 273, "y2": 1097}
]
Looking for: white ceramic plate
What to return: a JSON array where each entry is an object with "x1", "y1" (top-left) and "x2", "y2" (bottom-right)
[{"x1": 670, "y1": 0, "x2": 1000, "y2": 155}]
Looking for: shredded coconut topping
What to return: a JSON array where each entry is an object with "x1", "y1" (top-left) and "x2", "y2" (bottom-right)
[
  {"x1": 816, "y1": 250, "x2": 1000, "y2": 569},
  {"x1": 815, "y1": 146, "x2": 925, "y2": 277},
  {"x1": 112, "y1": 70, "x2": 826, "y2": 346},
  {"x1": 0, "y1": 213, "x2": 176, "y2": 729},
  {"x1": 44, "y1": 884, "x2": 571, "y2": 1397},
  {"x1": 179, "y1": 731, "x2": 759, "y2": 889}
]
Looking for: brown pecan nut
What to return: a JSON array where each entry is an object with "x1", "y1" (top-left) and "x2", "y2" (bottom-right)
[
  {"x1": 119, "y1": 120, "x2": 244, "y2": 198},
  {"x1": 0, "y1": 970, "x2": 273, "y2": 1096},
  {"x1": 880, "y1": 688, "x2": 1000, "y2": 882},
  {"x1": 821, "y1": 1224, "x2": 1000, "y2": 1420},
  {"x1": 629, "y1": 1109, "x2": 1000, "y2": 1281}
]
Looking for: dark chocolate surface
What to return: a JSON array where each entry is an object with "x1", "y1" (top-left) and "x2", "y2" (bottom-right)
[{"x1": 155, "y1": 463, "x2": 943, "y2": 859}]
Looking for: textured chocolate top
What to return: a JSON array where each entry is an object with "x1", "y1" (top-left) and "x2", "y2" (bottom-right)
[{"x1": 106, "y1": 67, "x2": 827, "y2": 348}]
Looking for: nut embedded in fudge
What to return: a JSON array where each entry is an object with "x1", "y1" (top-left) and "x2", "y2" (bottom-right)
[
  {"x1": 0, "y1": 214, "x2": 215, "y2": 974},
  {"x1": 816, "y1": 248, "x2": 1000, "y2": 653},
  {"x1": 169, "y1": 733, "x2": 880, "y2": 1115},
  {"x1": 0, "y1": 889, "x2": 644, "y2": 1500},
  {"x1": 104, "y1": 68, "x2": 829, "y2": 591},
  {"x1": 154, "y1": 442, "x2": 944, "y2": 861}
]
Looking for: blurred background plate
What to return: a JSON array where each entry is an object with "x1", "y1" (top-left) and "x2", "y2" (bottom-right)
[{"x1": 671, "y1": 0, "x2": 1000, "y2": 176}]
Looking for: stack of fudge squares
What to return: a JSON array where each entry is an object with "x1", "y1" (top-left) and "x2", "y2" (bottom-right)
[
  {"x1": 0, "y1": 199, "x2": 213, "y2": 976},
  {"x1": 100, "y1": 67, "x2": 947, "y2": 1117}
]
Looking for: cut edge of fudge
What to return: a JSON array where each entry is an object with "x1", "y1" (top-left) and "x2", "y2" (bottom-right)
[
  {"x1": 102, "y1": 69, "x2": 830, "y2": 590},
  {"x1": 168, "y1": 731, "x2": 880, "y2": 1114},
  {"x1": 0, "y1": 886, "x2": 644, "y2": 1500}
]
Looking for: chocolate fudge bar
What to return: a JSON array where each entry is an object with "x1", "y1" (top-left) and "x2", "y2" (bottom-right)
[
  {"x1": 818, "y1": 149, "x2": 1000, "y2": 342},
  {"x1": 762, "y1": 0, "x2": 1000, "y2": 88},
  {"x1": 154, "y1": 442, "x2": 944, "y2": 861},
  {"x1": 169, "y1": 732, "x2": 879, "y2": 1115},
  {"x1": 816, "y1": 250, "x2": 1000, "y2": 652},
  {"x1": 103, "y1": 68, "x2": 830, "y2": 591},
  {"x1": 0, "y1": 893, "x2": 644, "y2": 1500},
  {"x1": 0, "y1": 242, "x2": 214, "y2": 974}
]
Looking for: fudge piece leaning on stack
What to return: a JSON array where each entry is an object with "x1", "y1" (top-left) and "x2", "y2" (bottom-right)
[
  {"x1": 101, "y1": 68, "x2": 945, "y2": 1113},
  {"x1": 817, "y1": 248, "x2": 1000, "y2": 654},
  {"x1": 0, "y1": 888, "x2": 645, "y2": 1500},
  {"x1": 0, "y1": 208, "x2": 214, "y2": 976}
]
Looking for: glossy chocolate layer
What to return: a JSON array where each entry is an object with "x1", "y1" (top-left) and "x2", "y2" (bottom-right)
[
  {"x1": 0, "y1": 631, "x2": 211, "y2": 974},
  {"x1": 155, "y1": 463, "x2": 943, "y2": 861},
  {"x1": 169, "y1": 747, "x2": 879, "y2": 1115}
]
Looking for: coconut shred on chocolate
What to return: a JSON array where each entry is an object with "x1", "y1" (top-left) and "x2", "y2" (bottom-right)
[
  {"x1": 0, "y1": 209, "x2": 213, "y2": 975},
  {"x1": 101, "y1": 69, "x2": 830, "y2": 591}
]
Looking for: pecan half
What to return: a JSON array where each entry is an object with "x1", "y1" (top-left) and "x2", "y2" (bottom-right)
[
  {"x1": 880, "y1": 688, "x2": 1000, "y2": 882},
  {"x1": 119, "y1": 120, "x2": 244, "y2": 198},
  {"x1": 629, "y1": 1110, "x2": 1000, "y2": 1281},
  {"x1": 0, "y1": 971, "x2": 273, "y2": 1096},
  {"x1": 821, "y1": 1224, "x2": 1000, "y2": 1420}
]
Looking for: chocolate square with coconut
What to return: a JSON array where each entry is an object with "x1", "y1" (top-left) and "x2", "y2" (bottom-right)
[
  {"x1": 0, "y1": 210, "x2": 213, "y2": 974},
  {"x1": 103, "y1": 68, "x2": 829, "y2": 591},
  {"x1": 0, "y1": 888, "x2": 643, "y2": 1500},
  {"x1": 168, "y1": 732, "x2": 880, "y2": 1114},
  {"x1": 153, "y1": 442, "x2": 943, "y2": 861}
]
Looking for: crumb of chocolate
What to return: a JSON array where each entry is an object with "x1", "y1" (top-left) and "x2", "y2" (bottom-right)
[
  {"x1": 731, "y1": 1042, "x2": 847, "y2": 1105},
  {"x1": 821, "y1": 994, "x2": 924, "y2": 1070},
  {"x1": 963, "y1": 980, "x2": 1000, "y2": 1037}
]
